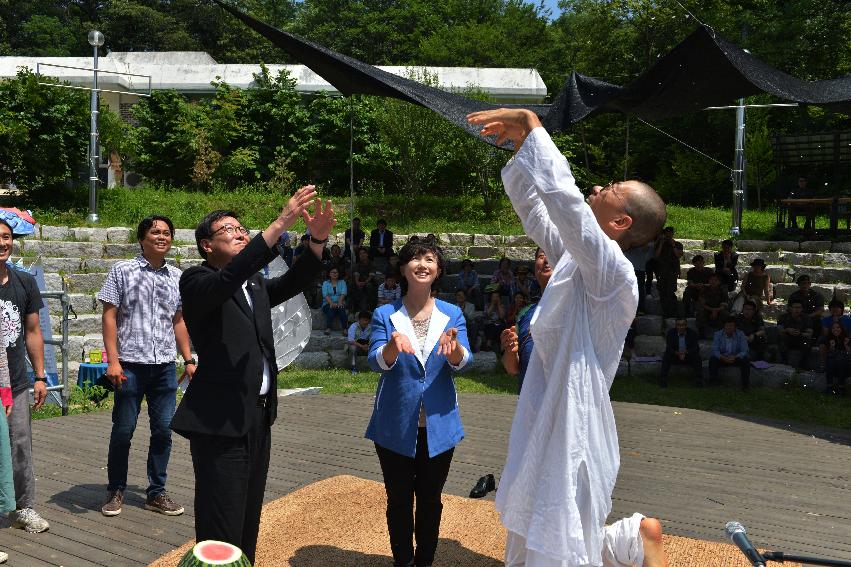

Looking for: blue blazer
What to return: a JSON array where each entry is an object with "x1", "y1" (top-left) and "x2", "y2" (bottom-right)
[{"x1": 366, "y1": 299, "x2": 472, "y2": 458}]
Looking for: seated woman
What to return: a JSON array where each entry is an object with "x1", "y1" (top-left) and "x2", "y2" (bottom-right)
[
  {"x1": 482, "y1": 290, "x2": 506, "y2": 352},
  {"x1": 739, "y1": 258, "x2": 772, "y2": 311},
  {"x1": 321, "y1": 267, "x2": 348, "y2": 335},
  {"x1": 696, "y1": 273, "x2": 729, "y2": 339},
  {"x1": 490, "y1": 257, "x2": 515, "y2": 301},
  {"x1": 506, "y1": 291, "x2": 528, "y2": 327},
  {"x1": 821, "y1": 321, "x2": 851, "y2": 396},
  {"x1": 366, "y1": 235, "x2": 472, "y2": 567},
  {"x1": 455, "y1": 259, "x2": 481, "y2": 309}
]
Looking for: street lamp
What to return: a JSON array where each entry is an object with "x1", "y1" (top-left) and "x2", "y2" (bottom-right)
[{"x1": 87, "y1": 30, "x2": 104, "y2": 224}]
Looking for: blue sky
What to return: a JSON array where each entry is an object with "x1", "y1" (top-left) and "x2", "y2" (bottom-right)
[{"x1": 535, "y1": 0, "x2": 563, "y2": 19}]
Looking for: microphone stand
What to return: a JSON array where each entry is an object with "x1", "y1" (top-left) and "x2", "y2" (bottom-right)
[{"x1": 761, "y1": 552, "x2": 851, "y2": 567}]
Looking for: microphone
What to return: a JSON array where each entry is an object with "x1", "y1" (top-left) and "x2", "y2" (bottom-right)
[{"x1": 725, "y1": 521, "x2": 766, "y2": 567}]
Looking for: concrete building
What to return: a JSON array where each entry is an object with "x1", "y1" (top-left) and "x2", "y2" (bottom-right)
[{"x1": 0, "y1": 51, "x2": 547, "y2": 121}]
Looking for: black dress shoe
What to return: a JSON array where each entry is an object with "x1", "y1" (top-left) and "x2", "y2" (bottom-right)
[{"x1": 469, "y1": 473, "x2": 496, "y2": 498}]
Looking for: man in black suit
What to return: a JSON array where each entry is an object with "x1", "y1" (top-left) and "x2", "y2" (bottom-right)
[
  {"x1": 660, "y1": 318, "x2": 703, "y2": 387},
  {"x1": 171, "y1": 185, "x2": 335, "y2": 564},
  {"x1": 369, "y1": 218, "x2": 394, "y2": 270}
]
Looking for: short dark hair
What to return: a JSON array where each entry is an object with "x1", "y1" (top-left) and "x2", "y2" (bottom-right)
[
  {"x1": 398, "y1": 235, "x2": 444, "y2": 295},
  {"x1": 377, "y1": 219, "x2": 387, "y2": 226},
  {"x1": 796, "y1": 274, "x2": 811, "y2": 285},
  {"x1": 829, "y1": 299, "x2": 845, "y2": 310},
  {"x1": 0, "y1": 219, "x2": 13, "y2": 238},
  {"x1": 137, "y1": 215, "x2": 174, "y2": 246},
  {"x1": 692, "y1": 254, "x2": 704, "y2": 263},
  {"x1": 724, "y1": 316, "x2": 737, "y2": 326},
  {"x1": 788, "y1": 300, "x2": 803, "y2": 308},
  {"x1": 461, "y1": 259, "x2": 473, "y2": 268},
  {"x1": 358, "y1": 311, "x2": 371, "y2": 321},
  {"x1": 195, "y1": 210, "x2": 238, "y2": 259},
  {"x1": 721, "y1": 239, "x2": 734, "y2": 247},
  {"x1": 663, "y1": 226, "x2": 674, "y2": 234}
]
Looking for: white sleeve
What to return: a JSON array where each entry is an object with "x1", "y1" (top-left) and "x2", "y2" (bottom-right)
[{"x1": 506, "y1": 127, "x2": 630, "y2": 298}]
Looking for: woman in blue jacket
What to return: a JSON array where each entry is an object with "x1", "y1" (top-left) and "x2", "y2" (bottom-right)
[{"x1": 366, "y1": 235, "x2": 472, "y2": 567}]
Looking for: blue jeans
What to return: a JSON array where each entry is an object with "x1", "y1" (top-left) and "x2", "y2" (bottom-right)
[
  {"x1": 107, "y1": 362, "x2": 177, "y2": 497},
  {"x1": 322, "y1": 304, "x2": 348, "y2": 331}
]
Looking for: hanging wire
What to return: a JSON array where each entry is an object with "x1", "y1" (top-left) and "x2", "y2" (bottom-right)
[
  {"x1": 673, "y1": 0, "x2": 707, "y2": 28},
  {"x1": 635, "y1": 117, "x2": 734, "y2": 172}
]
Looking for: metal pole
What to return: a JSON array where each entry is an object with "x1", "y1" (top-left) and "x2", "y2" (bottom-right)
[
  {"x1": 88, "y1": 41, "x2": 100, "y2": 224},
  {"x1": 349, "y1": 96, "x2": 356, "y2": 279},
  {"x1": 731, "y1": 99, "x2": 745, "y2": 235}
]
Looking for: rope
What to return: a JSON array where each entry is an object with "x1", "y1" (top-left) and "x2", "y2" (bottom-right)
[{"x1": 635, "y1": 117, "x2": 733, "y2": 172}]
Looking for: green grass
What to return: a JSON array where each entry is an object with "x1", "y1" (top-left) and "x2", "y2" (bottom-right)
[{"x1": 23, "y1": 185, "x2": 818, "y2": 241}]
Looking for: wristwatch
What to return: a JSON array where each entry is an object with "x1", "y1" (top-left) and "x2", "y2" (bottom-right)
[
  {"x1": 183, "y1": 358, "x2": 197, "y2": 366},
  {"x1": 33, "y1": 376, "x2": 47, "y2": 383}
]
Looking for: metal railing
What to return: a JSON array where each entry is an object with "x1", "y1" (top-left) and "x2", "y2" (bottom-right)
[{"x1": 34, "y1": 279, "x2": 72, "y2": 415}]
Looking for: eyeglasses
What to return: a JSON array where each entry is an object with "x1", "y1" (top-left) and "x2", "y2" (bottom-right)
[
  {"x1": 592, "y1": 180, "x2": 632, "y2": 216},
  {"x1": 211, "y1": 224, "x2": 250, "y2": 238}
]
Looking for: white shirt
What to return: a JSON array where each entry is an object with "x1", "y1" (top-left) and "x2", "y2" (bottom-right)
[
  {"x1": 242, "y1": 282, "x2": 271, "y2": 395},
  {"x1": 495, "y1": 128, "x2": 637, "y2": 565}
]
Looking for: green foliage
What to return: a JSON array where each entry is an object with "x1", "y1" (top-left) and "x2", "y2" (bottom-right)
[{"x1": 0, "y1": 68, "x2": 89, "y2": 195}]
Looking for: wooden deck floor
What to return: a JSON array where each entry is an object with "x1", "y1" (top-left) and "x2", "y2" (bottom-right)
[{"x1": 0, "y1": 393, "x2": 847, "y2": 566}]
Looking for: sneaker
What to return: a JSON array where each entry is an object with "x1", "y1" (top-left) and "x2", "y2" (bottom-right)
[
  {"x1": 9, "y1": 508, "x2": 49, "y2": 533},
  {"x1": 145, "y1": 492, "x2": 184, "y2": 516},
  {"x1": 101, "y1": 489, "x2": 123, "y2": 517}
]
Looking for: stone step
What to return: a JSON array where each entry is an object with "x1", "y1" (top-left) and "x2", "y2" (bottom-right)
[
  {"x1": 20, "y1": 239, "x2": 203, "y2": 260},
  {"x1": 618, "y1": 358, "x2": 814, "y2": 389}
]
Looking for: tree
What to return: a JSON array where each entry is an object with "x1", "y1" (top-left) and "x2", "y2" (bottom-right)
[{"x1": 18, "y1": 15, "x2": 77, "y2": 56}]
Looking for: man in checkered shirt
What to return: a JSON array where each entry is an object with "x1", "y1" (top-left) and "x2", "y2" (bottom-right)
[{"x1": 96, "y1": 216, "x2": 195, "y2": 518}]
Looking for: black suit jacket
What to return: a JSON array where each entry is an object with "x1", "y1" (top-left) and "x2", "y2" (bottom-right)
[
  {"x1": 369, "y1": 228, "x2": 394, "y2": 256},
  {"x1": 665, "y1": 327, "x2": 700, "y2": 356},
  {"x1": 171, "y1": 234, "x2": 322, "y2": 438}
]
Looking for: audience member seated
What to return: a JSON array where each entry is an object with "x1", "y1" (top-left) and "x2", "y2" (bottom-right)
[
  {"x1": 368, "y1": 218, "x2": 394, "y2": 270},
  {"x1": 739, "y1": 258, "x2": 772, "y2": 311},
  {"x1": 697, "y1": 273, "x2": 729, "y2": 338},
  {"x1": 788, "y1": 274, "x2": 825, "y2": 335},
  {"x1": 490, "y1": 257, "x2": 515, "y2": 300},
  {"x1": 506, "y1": 291, "x2": 528, "y2": 326},
  {"x1": 821, "y1": 321, "x2": 850, "y2": 396},
  {"x1": 344, "y1": 217, "x2": 365, "y2": 262},
  {"x1": 683, "y1": 255, "x2": 712, "y2": 317},
  {"x1": 323, "y1": 243, "x2": 347, "y2": 280},
  {"x1": 386, "y1": 253, "x2": 400, "y2": 278},
  {"x1": 454, "y1": 290, "x2": 478, "y2": 352},
  {"x1": 735, "y1": 300, "x2": 767, "y2": 362},
  {"x1": 351, "y1": 247, "x2": 377, "y2": 312},
  {"x1": 483, "y1": 291, "x2": 506, "y2": 353},
  {"x1": 277, "y1": 232, "x2": 294, "y2": 266},
  {"x1": 293, "y1": 233, "x2": 311, "y2": 263},
  {"x1": 709, "y1": 317, "x2": 751, "y2": 391},
  {"x1": 777, "y1": 300, "x2": 812, "y2": 370},
  {"x1": 660, "y1": 318, "x2": 702, "y2": 387},
  {"x1": 377, "y1": 272, "x2": 401, "y2": 306},
  {"x1": 511, "y1": 265, "x2": 533, "y2": 300},
  {"x1": 321, "y1": 267, "x2": 348, "y2": 336},
  {"x1": 347, "y1": 311, "x2": 372, "y2": 372},
  {"x1": 654, "y1": 226, "x2": 683, "y2": 319},
  {"x1": 456, "y1": 259, "x2": 481, "y2": 309},
  {"x1": 819, "y1": 299, "x2": 851, "y2": 370},
  {"x1": 714, "y1": 239, "x2": 739, "y2": 293}
]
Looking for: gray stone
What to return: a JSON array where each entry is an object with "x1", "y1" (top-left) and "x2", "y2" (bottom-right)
[
  {"x1": 173, "y1": 228, "x2": 196, "y2": 243},
  {"x1": 177, "y1": 258, "x2": 204, "y2": 269},
  {"x1": 738, "y1": 251, "x2": 781, "y2": 264},
  {"x1": 780, "y1": 252, "x2": 823, "y2": 267},
  {"x1": 833, "y1": 284, "x2": 851, "y2": 303},
  {"x1": 311, "y1": 309, "x2": 326, "y2": 330},
  {"x1": 772, "y1": 282, "x2": 832, "y2": 301},
  {"x1": 304, "y1": 332, "x2": 345, "y2": 353},
  {"x1": 106, "y1": 227, "x2": 132, "y2": 242},
  {"x1": 633, "y1": 335, "x2": 666, "y2": 357},
  {"x1": 103, "y1": 243, "x2": 139, "y2": 257},
  {"x1": 467, "y1": 246, "x2": 499, "y2": 259},
  {"x1": 53, "y1": 314, "x2": 102, "y2": 336},
  {"x1": 795, "y1": 371, "x2": 826, "y2": 391},
  {"x1": 177, "y1": 245, "x2": 201, "y2": 259},
  {"x1": 703, "y1": 239, "x2": 722, "y2": 250},
  {"x1": 44, "y1": 272, "x2": 62, "y2": 292},
  {"x1": 46, "y1": 293, "x2": 97, "y2": 316},
  {"x1": 277, "y1": 387, "x2": 323, "y2": 397},
  {"x1": 82, "y1": 258, "x2": 120, "y2": 272},
  {"x1": 821, "y1": 267, "x2": 851, "y2": 284},
  {"x1": 466, "y1": 350, "x2": 498, "y2": 373},
  {"x1": 41, "y1": 257, "x2": 85, "y2": 274},
  {"x1": 772, "y1": 241, "x2": 801, "y2": 251},
  {"x1": 677, "y1": 239, "x2": 703, "y2": 249},
  {"x1": 759, "y1": 303, "x2": 786, "y2": 323},
  {"x1": 438, "y1": 233, "x2": 473, "y2": 246},
  {"x1": 329, "y1": 349, "x2": 349, "y2": 368},
  {"x1": 755, "y1": 364, "x2": 798, "y2": 388},
  {"x1": 472, "y1": 234, "x2": 504, "y2": 247},
  {"x1": 73, "y1": 227, "x2": 109, "y2": 242},
  {"x1": 292, "y1": 352, "x2": 330, "y2": 369},
  {"x1": 441, "y1": 246, "x2": 468, "y2": 261},
  {"x1": 830, "y1": 242, "x2": 851, "y2": 253},
  {"x1": 824, "y1": 253, "x2": 851, "y2": 266},
  {"x1": 67, "y1": 333, "x2": 105, "y2": 356},
  {"x1": 66, "y1": 272, "x2": 108, "y2": 293},
  {"x1": 735, "y1": 240, "x2": 774, "y2": 252},
  {"x1": 502, "y1": 247, "x2": 536, "y2": 261},
  {"x1": 635, "y1": 315, "x2": 663, "y2": 336},
  {"x1": 40, "y1": 225, "x2": 72, "y2": 240},
  {"x1": 504, "y1": 234, "x2": 535, "y2": 247},
  {"x1": 680, "y1": 249, "x2": 713, "y2": 264},
  {"x1": 765, "y1": 265, "x2": 795, "y2": 283},
  {"x1": 799, "y1": 241, "x2": 832, "y2": 253},
  {"x1": 25, "y1": 240, "x2": 104, "y2": 258}
]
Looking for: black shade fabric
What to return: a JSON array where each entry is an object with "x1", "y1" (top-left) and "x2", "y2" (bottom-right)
[{"x1": 215, "y1": 1, "x2": 851, "y2": 147}]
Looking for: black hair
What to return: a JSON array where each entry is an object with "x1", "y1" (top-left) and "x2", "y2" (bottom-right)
[
  {"x1": 397, "y1": 235, "x2": 444, "y2": 295},
  {"x1": 137, "y1": 215, "x2": 175, "y2": 250},
  {"x1": 724, "y1": 316, "x2": 737, "y2": 325},
  {"x1": 377, "y1": 218, "x2": 387, "y2": 226},
  {"x1": 461, "y1": 259, "x2": 473, "y2": 268},
  {"x1": 829, "y1": 299, "x2": 845, "y2": 310},
  {"x1": 357, "y1": 311, "x2": 371, "y2": 320},
  {"x1": 0, "y1": 219, "x2": 13, "y2": 238},
  {"x1": 692, "y1": 255, "x2": 704, "y2": 263},
  {"x1": 796, "y1": 274, "x2": 811, "y2": 285},
  {"x1": 721, "y1": 239, "x2": 734, "y2": 247},
  {"x1": 195, "y1": 210, "x2": 238, "y2": 259},
  {"x1": 788, "y1": 299, "x2": 803, "y2": 308}
]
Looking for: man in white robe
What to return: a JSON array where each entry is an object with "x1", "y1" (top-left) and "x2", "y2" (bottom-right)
[{"x1": 467, "y1": 109, "x2": 667, "y2": 567}]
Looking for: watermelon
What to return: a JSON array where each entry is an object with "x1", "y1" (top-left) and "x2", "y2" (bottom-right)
[{"x1": 177, "y1": 540, "x2": 252, "y2": 567}]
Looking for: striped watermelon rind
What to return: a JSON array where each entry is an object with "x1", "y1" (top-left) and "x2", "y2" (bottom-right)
[{"x1": 177, "y1": 540, "x2": 252, "y2": 567}]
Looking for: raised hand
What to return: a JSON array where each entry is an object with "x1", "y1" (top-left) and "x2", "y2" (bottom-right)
[
  {"x1": 303, "y1": 198, "x2": 335, "y2": 241},
  {"x1": 500, "y1": 326, "x2": 518, "y2": 354},
  {"x1": 466, "y1": 109, "x2": 542, "y2": 147},
  {"x1": 280, "y1": 185, "x2": 317, "y2": 229}
]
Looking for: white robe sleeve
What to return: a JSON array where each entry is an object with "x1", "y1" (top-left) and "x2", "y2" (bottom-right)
[{"x1": 504, "y1": 127, "x2": 629, "y2": 299}]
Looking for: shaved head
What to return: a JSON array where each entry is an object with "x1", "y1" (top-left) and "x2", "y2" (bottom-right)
[{"x1": 620, "y1": 180, "x2": 667, "y2": 249}]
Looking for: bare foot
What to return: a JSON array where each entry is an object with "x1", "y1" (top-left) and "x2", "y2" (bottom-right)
[{"x1": 639, "y1": 518, "x2": 669, "y2": 567}]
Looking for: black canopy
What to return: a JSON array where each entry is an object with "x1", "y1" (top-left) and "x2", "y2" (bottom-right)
[{"x1": 215, "y1": 0, "x2": 851, "y2": 147}]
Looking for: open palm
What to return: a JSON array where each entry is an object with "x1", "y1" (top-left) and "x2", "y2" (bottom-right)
[{"x1": 303, "y1": 199, "x2": 336, "y2": 240}]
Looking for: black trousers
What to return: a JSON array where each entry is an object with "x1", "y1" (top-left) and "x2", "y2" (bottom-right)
[
  {"x1": 660, "y1": 351, "x2": 703, "y2": 385},
  {"x1": 189, "y1": 402, "x2": 271, "y2": 565},
  {"x1": 375, "y1": 428, "x2": 454, "y2": 567},
  {"x1": 709, "y1": 356, "x2": 750, "y2": 390}
]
